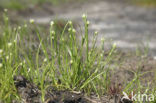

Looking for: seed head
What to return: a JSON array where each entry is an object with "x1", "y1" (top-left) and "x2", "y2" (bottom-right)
[
  {"x1": 95, "y1": 31, "x2": 98, "y2": 35},
  {"x1": 14, "y1": 39, "x2": 17, "y2": 43},
  {"x1": 72, "y1": 29, "x2": 76, "y2": 33},
  {"x1": 6, "y1": 56, "x2": 9, "y2": 60},
  {"x1": 68, "y1": 21, "x2": 72, "y2": 25},
  {"x1": 68, "y1": 28, "x2": 72, "y2": 32},
  {"x1": 100, "y1": 53, "x2": 103, "y2": 57},
  {"x1": 29, "y1": 19, "x2": 35, "y2": 24},
  {"x1": 4, "y1": 9, "x2": 8, "y2": 12},
  {"x1": 70, "y1": 60, "x2": 73, "y2": 64},
  {"x1": 18, "y1": 26, "x2": 21, "y2": 30},
  {"x1": 28, "y1": 68, "x2": 31, "y2": 72},
  {"x1": 44, "y1": 58, "x2": 47, "y2": 62},
  {"x1": 0, "y1": 63, "x2": 3, "y2": 68},
  {"x1": 87, "y1": 21, "x2": 90, "y2": 25},
  {"x1": 82, "y1": 14, "x2": 87, "y2": 19},
  {"x1": 51, "y1": 31, "x2": 55, "y2": 34},
  {"x1": 50, "y1": 21, "x2": 54, "y2": 26},
  {"x1": 8, "y1": 43, "x2": 12, "y2": 47},
  {"x1": 19, "y1": 62, "x2": 23, "y2": 66},
  {"x1": 0, "y1": 49, "x2": 3, "y2": 54},
  {"x1": 113, "y1": 43, "x2": 117, "y2": 48}
]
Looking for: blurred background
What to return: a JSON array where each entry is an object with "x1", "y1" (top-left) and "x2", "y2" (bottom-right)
[{"x1": 0, "y1": 0, "x2": 156, "y2": 56}]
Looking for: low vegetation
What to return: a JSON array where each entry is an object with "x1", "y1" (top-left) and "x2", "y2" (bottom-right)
[
  {"x1": 0, "y1": 10, "x2": 156, "y2": 103},
  {"x1": 133, "y1": 0, "x2": 156, "y2": 7},
  {"x1": 0, "y1": 11, "x2": 117, "y2": 102}
]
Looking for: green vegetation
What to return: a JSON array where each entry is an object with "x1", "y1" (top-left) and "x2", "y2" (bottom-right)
[
  {"x1": 0, "y1": 11, "x2": 117, "y2": 102},
  {"x1": 0, "y1": 10, "x2": 156, "y2": 103},
  {"x1": 133, "y1": 0, "x2": 156, "y2": 7}
]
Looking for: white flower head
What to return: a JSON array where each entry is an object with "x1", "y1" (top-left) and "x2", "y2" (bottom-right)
[
  {"x1": 44, "y1": 58, "x2": 47, "y2": 62},
  {"x1": 113, "y1": 43, "x2": 117, "y2": 48},
  {"x1": 14, "y1": 39, "x2": 17, "y2": 43},
  {"x1": 6, "y1": 56, "x2": 9, "y2": 60},
  {"x1": 8, "y1": 42, "x2": 12, "y2": 47},
  {"x1": 20, "y1": 62, "x2": 23, "y2": 66},
  {"x1": 72, "y1": 29, "x2": 76, "y2": 33},
  {"x1": 95, "y1": 31, "x2": 98, "y2": 35},
  {"x1": 87, "y1": 21, "x2": 90, "y2": 25},
  {"x1": 18, "y1": 26, "x2": 21, "y2": 30},
  {"x1": 68, "y1": 28, "x2": 72, "y2": 32},
  {"x1": 51, "y1": 31, "x2": 55, "y2": 34},
  {"x1": 70, "y1": 60, "x2": 73, "y2": 64},
  {"x1": 100, "y1": 53, "x2": 103, "y2": 57},
  {"x1": 4, "y1": 9, "x2": 8, "y2": 12},
  {"x1": 28, "y1": 68, "x2": 31, "y2": 72},
  {"x1": 29, "y1": 19, "x2": 35, "y2": 24},
  {"x1": 10, "y1": 53, "x2": 12, "y2": 56},
  {"x1": 82, "y1": 14, "x2": 87, "y2": 19},
  {"x1": 0, "y1": 49, "x2": 3, "y2": 54},
  {"x1": 50, "y1": 21, "x2": 54, "y2": 26},
  {"x1": 68, "y1": 21, "x2": 72, "y2": 25},
  {"x1": 0, "y1": 63, "x2": 3, "y2": 68}
]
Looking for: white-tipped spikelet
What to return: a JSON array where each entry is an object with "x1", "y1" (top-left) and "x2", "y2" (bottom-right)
[
  {"x1": 50, "y1": 21, "x2": 54, "y2": 26},
  {"x1": 0, "y1": 49, "x2": 3, "y2": 54},
  {"x1": 28, "y1": 68, "x2": 31, "y2": 72},
  {"x1": 68, "y1": 28, "x2": 72, "y2": 32},
  {"x1": 4, "y1": 9, "x2": 7, "y2": 12},
  {"x1": 44, "y1": 58, "x2": 47, "y2": 62},
  {"x1": 0, "y1": 63, "x2": 3, "y2": 68},
  {"x1": 72, "y1": 29, "x2": 76, "y2": 33},
  {"x1": 8, "y1": 42, "x2": 12, "y2": 47},
  {"x1": 18, "y1": 26, "x2": 21, "y2": 30},
  {"x1": 95, "y1": 31, "x2": 98, "y2": 35},
  {"x1": 113, "y1": 42, "x2": 117, "y2": 48},
  {"x1": 14, "y1": 39, "x2": 17, "y2": 43},
  {"x1": 87, "y1": 21, "x2": 90, "y2": 25},
  {"x1": 100, "y1": 53, "x2": 103, "y2": 57},
  {"x1": 19, "y1": 62, "x2": 23, "y2": 66},
  {"x1": 51, "y1": 31, "x2": 55, "y2": 34},
  {"x1": 29, "y1": 19, "x2": 35, "y2": 24},
  {"x1": 70, "y1": 60, "x2": 73, "y2": 64},
  {"x1": 6, "y1": 56, "x2": 9, "y2": 60},
  {"x1": 82, "y1": 14, "x2": 87, "y2": 19},
  {"x1": 68, "y1": 21, "x2": 72, "y2": 25}
]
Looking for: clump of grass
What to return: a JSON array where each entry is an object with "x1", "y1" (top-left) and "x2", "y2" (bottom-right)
[{"x1": 0, "y1": 11, "x2": 117, "y2": 102}]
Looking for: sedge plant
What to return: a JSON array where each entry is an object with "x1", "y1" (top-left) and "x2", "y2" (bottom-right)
[{"x1": 0, "y1": 11, "x2": 117, "y2": 102}]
